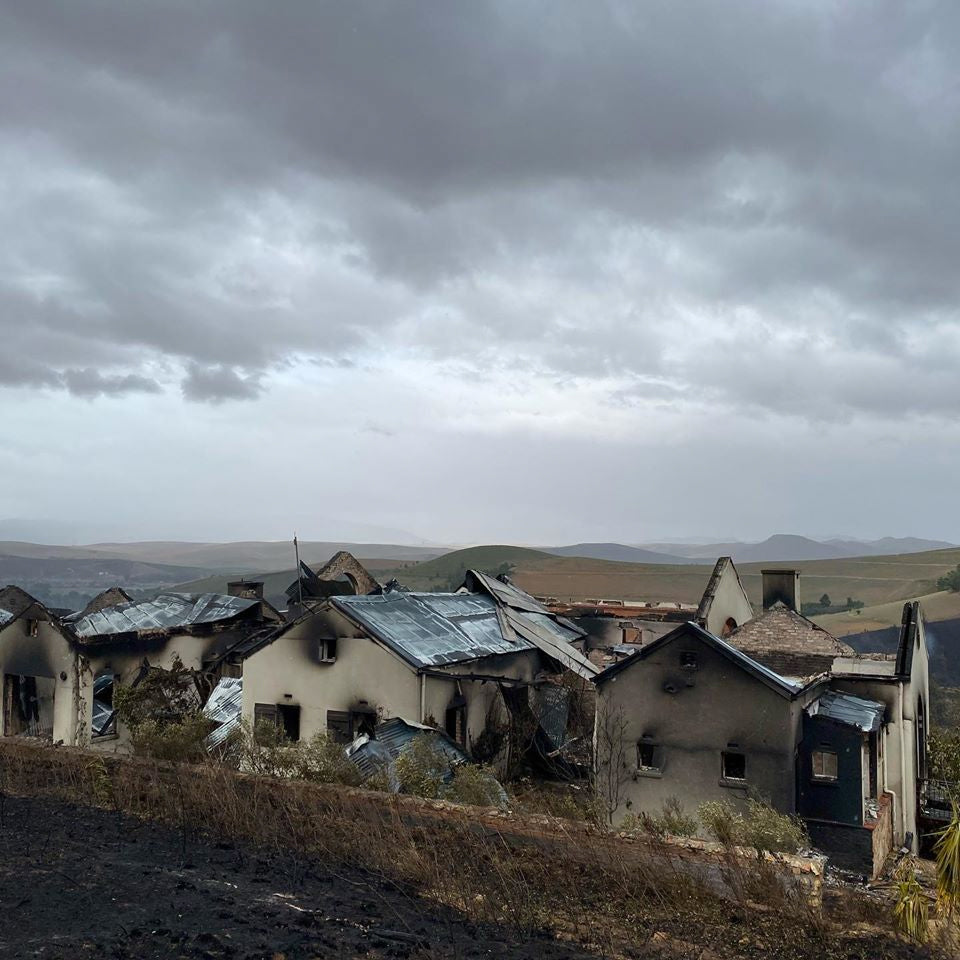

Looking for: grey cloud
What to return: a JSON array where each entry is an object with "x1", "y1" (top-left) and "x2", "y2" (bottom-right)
[
  {"x1": 0, "y1": 2, "x2": 959, "y2": 422},
  {"x1": 61, "y1": 368, "x2": 162, "y2": 398},
  {"x1": 181, "y1": 363, "x2": 262, "y2": 403}
]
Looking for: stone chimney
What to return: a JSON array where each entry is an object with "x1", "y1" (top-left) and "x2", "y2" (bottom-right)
[
  {"x1": 761, "y1": 569, "x2": 800, "y2": 612},
  {"x1": 228, "y1": 580, "x2": 264, "y2": 600}
]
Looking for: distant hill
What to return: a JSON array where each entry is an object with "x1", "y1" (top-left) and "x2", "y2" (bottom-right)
[
  {"x1": 542, "y1": 543, "x2": 699, "y2": 565},
  {"x1": 0, "y1": 555, "x2": 214, "y2": 610},
  {"x1": 0, "y1": 539, "x2": 445, "y2": 572},
  {"x1": 641, "y1": 534, "x2": 955, "y2": 564}
]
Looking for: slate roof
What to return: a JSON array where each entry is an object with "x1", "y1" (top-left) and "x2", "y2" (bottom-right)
[
  {"x1": 70, "y1": 592, "x2": 259, "y2": 638},
  {"x1": 726, "y1": 602, "x2": 853, "y2": 679},
  {"x1": 593, "y1": 620, "x2": 813, "y2": 698},
  {"x1": 807, "y1": 690, "x2": 885, "y2": 732}
]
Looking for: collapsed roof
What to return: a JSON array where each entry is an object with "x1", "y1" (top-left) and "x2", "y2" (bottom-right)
[
  {"x1": 806, "y1": 690, "x2": 885, "y2": 733},
  {"x1": 331, "y1": 570, "x2": 595, "y2": 677},
  {"x1": 68, "y1": 592, "x2": 261, "y2": 639}
]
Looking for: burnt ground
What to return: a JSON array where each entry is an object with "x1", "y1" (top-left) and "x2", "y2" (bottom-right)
[
  {"x1": 0, "y1": 796, "x2": 600, "y2": 960},
  {"x1": 0, "y1": 795, "x2": 944, "y2": 960}
]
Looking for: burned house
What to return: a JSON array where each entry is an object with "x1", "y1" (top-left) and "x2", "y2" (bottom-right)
[
  {"x1": 592, "y1": 568, "x2": 932, "y2": 875},
  {"x1": 285, "y1": 551, "x2": 381, "y2": 615},
  {"x1": 0, "y1": 586, "x2": 80, "y2": 741},
  {"x1": 546, "y1": 556, "x2": 754, "y2": 663},
  {"x1": 0, "y1": 582, "x2": 280, "y2": 749},
  {"x1": 234, "y1": 570, "x2": 597, "y2": 771}
]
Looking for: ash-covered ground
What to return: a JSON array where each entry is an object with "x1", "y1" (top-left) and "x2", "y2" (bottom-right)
[{"x1": 0, "y1": 796, "x2": 600, "y2": 960}]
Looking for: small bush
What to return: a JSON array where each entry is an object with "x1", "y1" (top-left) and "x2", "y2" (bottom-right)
[
  {"x1": 624, "y1": 797, "x2": 698, "y2": 838},
  {"x1": 129, "y1": 715, "x2": 213, "y2": 763},
  {"x1": 394, "y1": 733, "x2": 449, "y2": 798},
  {"x1": 239, "y1": 722, "x2": 361, "y2": 786},
  {"x1": 698, "y1": 800, "x2": 744, "y2": 846},
  {"x1": 445, "y1": 761, "x2": 504, "y2": 807},
  {"x1": 893, "y1": 865, "x2": 929, "y2": 943},
  {"x1": 658, "y1": 796, "x2": 699, "y2": 837},
  {"x1": 511, "y1": 780, "x2": 605, "y2": 824},
  {"x1": 698, "y1": 799, "x2": 808, "y2": 853}
]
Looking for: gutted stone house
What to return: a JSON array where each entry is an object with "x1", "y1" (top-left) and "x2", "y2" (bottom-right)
[
  {"x1": 0, "y1": 583, "x2": 280, "y2": 749},
  {"x1": 592, "y1": 568, "x2": 931, "y2": 875},
  {"x1": 234, "y1": 570, "x2": 597, "y2": 768},
  {"x1": 545, "y1": 556, "x2": 754, "y2": 662}
]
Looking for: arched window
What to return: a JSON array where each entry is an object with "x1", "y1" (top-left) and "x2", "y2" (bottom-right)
[{"x1": 722, "y1": 617, "x2": 738, "y2": 638}]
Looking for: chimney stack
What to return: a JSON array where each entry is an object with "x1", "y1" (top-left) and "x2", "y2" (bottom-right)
[
  {"x1": 228, "y1": 580, "x2": 264, "y2": 600},
  {"x1": 761, "y1": 569, "x2": 800, "y2": 612}
]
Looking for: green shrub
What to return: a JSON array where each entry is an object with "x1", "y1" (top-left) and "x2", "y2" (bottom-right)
[
  {"x1": 697, "y1": 799, "x2": 808, "y2": 853},
  {"x1": 698, "y1": 800, "x2": 744, "y2": 846},
  {"x1": 128, "y1": 715, "x2": 213, "y2": 763},
  {"x1": 446, "y1": 761, "x2": 504, "y2": 807},
  {"x1": 238, "y1": 722, "x2": 361, "y2": 786},
  {"x1": 393, "y1": 733, "x2": 450, "y2": 799},
  {"x1": 893, "y1": 867, "x2": 929, "y2": 943},
  {"x1": 625, "y1": 797, "x2": 698, "y2": 838}
]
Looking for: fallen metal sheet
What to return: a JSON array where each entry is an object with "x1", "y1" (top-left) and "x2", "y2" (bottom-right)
[
  {"x1": 806, "y1": 689, "x2": 885, "y2": 732},
  {"x1": 203, "y1": 677, "x2": 244, "y2": 749},
  {"x1": 345, "y1": 717, "x2": 506, "y2": 804},
  {"x1": 91, "y1": 699, "x2": 116, "y2": 738}
]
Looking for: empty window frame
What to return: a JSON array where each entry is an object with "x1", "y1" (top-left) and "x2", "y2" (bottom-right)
[
  {"x1": 811, "y1": 748, "x2": 838, "y2": 781},
  {"x1": 318, "y1": 637, "x2": 338, "y2": 662},
  {"x1": 326, "y1": 710, "x2": 351, "y2": 743},
  {"x1": 276, "y1": 703, "x2": 301, "y2": 742},
  {"x1": 637, "y1": 740, "x2": 662, "y2": 772},
  {"x1": 721, "y1": 750, "x2": 746, "y2": 781},
  {"x1": 445, "y1": 702, "x2": 467, "y2": 746}
]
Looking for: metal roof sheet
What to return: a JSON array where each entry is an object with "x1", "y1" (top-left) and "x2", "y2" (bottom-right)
[
  {"x1": 70, "y1": 592, "x2": 258, "y2": 638},
  {"x1": 807, "y1": 690, "x2": 885, "y2": 732},
  {"x1": 333, "y1": 592, "x2": 534, "y2": 667},
  {"x1": 0, "y1": 608, "x2": 13, "y2": 628},
  {"x1": 203, "y1": 677, "x2": 244, "y2": 748}
]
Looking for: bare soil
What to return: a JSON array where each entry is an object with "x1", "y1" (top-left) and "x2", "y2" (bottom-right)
[{"x1": 0, "y1": 796, "x2": 599, "y2": 960}]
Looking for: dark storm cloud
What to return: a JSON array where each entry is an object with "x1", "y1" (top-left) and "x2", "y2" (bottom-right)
[{"x1": 1, "y1": 1, "x2": 959, "y2": 414}]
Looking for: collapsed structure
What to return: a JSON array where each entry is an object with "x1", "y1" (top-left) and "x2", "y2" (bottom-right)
[
  {"x1": 228, "y1": 568, "x2": 597, "y2": 772},
  {"x1": 0, "y1": 549, "x2": 939, "y2": 878},
  {"x1": 0, "y1": 583, "x2": 280, "y2": 748}
]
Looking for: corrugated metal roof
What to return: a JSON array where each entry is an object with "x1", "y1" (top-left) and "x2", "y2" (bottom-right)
[
  {"x1": 333, "y1": 592, "x2": 534, "y2": 667},
  {"x1": 807, "y1": 690, "x2": 885, "y2": 732},
  {"x1": 203, "y1": 677, "x2": 244, "y2": 748},
  {"x1": 70, "y1": 592, "x2": 258, "y2": 638},
  {"x1": 345, "y1": 718, "x2": 510, "y2": 805},
  {"x1": 0, "y1": 608, "x2": 13, "y2": 628}
]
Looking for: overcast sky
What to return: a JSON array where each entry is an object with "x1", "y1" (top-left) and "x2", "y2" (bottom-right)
[{"x1": 1, "y1": 1, "x2": 959, "y2": 545}]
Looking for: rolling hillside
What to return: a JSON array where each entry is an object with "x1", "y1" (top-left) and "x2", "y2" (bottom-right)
[
  {"x1": 642, "y1": 534, "x2": 955, "y2": 563},
  {"x1": 542, "y1": 543, "x2": 697, "y2": 564},
  {"x1": 383, "y1": 544, "x2": 960, "y2": 615}
]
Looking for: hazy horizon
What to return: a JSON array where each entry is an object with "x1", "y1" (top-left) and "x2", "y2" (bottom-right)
[{"x1": 3, "y1": 3, "x2": 960, "y2": 544}]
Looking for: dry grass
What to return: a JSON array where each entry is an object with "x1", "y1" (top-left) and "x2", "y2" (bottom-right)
[{"x1": 0, "y1": 740, "x2": 943, "y2": 958}]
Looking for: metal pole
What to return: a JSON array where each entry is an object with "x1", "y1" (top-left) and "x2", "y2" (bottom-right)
[{"x1": 294, "y1": 533, "x2": 304, "y2": 608}]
